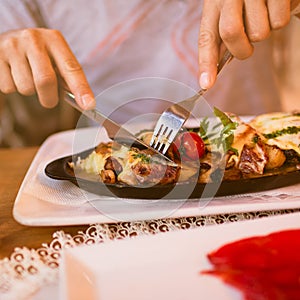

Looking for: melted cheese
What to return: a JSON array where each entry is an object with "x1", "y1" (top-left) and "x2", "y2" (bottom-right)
[
  {"x1": 227, "y1": 117, "x2": 260, "y2": 166},
  {"x1": 77, "y1": 145, "x2": 130, "y2": 176},
  {"x1": 249, "y1": 112, "x2": 300, "y2": 155},
  {"x1": 77, "y1": 144, "x2": 166, "y2": 185},
  {"x1": 78, "y1": 151, "x2": 109, "y2": 174}
]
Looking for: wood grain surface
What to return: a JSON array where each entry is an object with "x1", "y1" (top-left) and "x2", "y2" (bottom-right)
[{"x1": 0, "y1": 147, "x2": 88, "y2": 259}]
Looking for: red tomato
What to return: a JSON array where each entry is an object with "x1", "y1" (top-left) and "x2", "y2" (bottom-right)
[{"x1": 173, "y1": 132, "x2": 205, "y2": 161}]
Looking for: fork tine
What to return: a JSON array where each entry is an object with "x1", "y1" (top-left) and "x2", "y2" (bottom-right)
[
  {"x1": 154, "y1": 126, "x2": 181, "y2": 154},
  {"x1": 153, "y1": 126, "x2": 169, "y2": 149},
  {"x1": 151, "y1": 116, "x2": 185, "y2": 152},
  {"x1": 150, "y1": 123, "x2": 163, "y2": 148},
  {"x1": 155, "y1": 127, "x2": 173, "y2": 151},
  {"x1": 161, "y1": 128, "x2": 179, "y2": 154}
]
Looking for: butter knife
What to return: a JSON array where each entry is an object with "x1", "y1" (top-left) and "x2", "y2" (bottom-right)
[{"x1": 63, "y1": 90, "x2": 175, "y2": 164}]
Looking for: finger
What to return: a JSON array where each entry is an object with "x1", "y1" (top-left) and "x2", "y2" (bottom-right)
[
  {"x1": 219, "y1": 0, "x2": 253, "y2": 59},
  {"x1": 244, "y1": 0, "x2": 271, "y2": 42},
  {"x1": 218, "y1": 42, "x2": 228, "y2": 58},
  {"x1": 0, "y1": 60, "x2": 17, "y2": 94},
  {"x1": 9, "y1": 55, "x2": 35, "y2": 96},
  {"x1": 3, "y1": 32, "x2": 36, "y2": 96},
  {"x1": 291, "y1": 0, "x2": 300, "y2": 18},
  {"x1": 46, "y1": 30, "x2": 95, "y2": 110},
  {"x1": 267, "y1": 0, "x2": 290, "y2": 29},
  {"x1": 25, "y1": 35, "x2": 59, "y2": 108},
  {"x1": 198, "y1": 0, "x2": 221, "y2": 89}
]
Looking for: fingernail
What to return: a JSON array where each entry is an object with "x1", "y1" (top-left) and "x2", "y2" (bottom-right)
[
  {"x1": 199, "y1": 72, "x2": 210, "y2": 90},
  {"x1": 81, "y1": 94, "x2": 96, "y2": 110}
]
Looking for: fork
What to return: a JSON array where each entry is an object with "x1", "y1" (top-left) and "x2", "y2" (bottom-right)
[{"x1": 150, "y1": 50, "x2": 233, "y2": 155}]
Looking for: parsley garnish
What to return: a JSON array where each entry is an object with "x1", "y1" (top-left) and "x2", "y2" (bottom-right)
[
  {"x1": 263, "y1": 126, "x2": 300, "y2": 139},
  {"x1": 199, "y1": 107, "x2": 238, "y2": 155},
  {"x1": 132, "y1": 153, "x2": 151, "y2": 163},
  {"x1": 252, "y1": 135, "x2": 259, "y2": 144}
]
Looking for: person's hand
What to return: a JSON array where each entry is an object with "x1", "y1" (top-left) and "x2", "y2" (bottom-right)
[
  {"x1": 0, "y1": 28, "x2": 95, "y2": 109},
  {"x1": 198, "y1": 0, "x2": 300, "y2": 90}
]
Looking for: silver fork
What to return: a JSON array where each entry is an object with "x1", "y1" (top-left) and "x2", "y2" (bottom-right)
[{"x1": 150, "y1": 50, "x2": 233, "y2": 155}]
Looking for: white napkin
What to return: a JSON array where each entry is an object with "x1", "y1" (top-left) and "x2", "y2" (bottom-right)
[
  {"x1": 22, "y1": 128, "x2": 111, "y2": 206},
  {"x1": 24, "y1": 161, "x2": 100, "y2": 206}
]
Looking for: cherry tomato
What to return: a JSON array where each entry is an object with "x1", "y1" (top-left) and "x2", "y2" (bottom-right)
[{"x1": 173, "y1": 131, "x2": 205, "y2": 161}]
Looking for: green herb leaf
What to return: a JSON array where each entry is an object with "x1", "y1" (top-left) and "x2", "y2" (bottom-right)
[
  {"x1": 263, "y1": 126, "x2": 300, "y2": 139},
  {"x1": 213, "y1": 107, "x2": 234, "y2": 127},
  {"x1": 196, "y1": 107, "x2": 239, "y2": 154},
  {"x1": 132, "y1": 153, "x2": 151, "y2": 163}
]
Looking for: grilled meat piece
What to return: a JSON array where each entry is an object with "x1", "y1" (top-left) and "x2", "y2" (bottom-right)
[
  {"x1": 100, "y1": 169, "x2": 116, "y2": 184},
  {"x1": 264, "y1": 144, "x2": 286, "y2": 170},
  {"x1": 238, "y1": 142, "x2": 268, "y2": 175},
  {"x1": 104, "y1": 156, "x2": 123, "y2": 175},
  {"x1": 132, "y1": 161, "x2": 179, "y2": 185}
]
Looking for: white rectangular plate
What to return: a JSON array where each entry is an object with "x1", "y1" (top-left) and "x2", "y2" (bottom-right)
[
  {"x1": 52, "y1": 213, "x2": 300, "y2": 299},
  {"x1": 13, "y1": 126, "x2": 300, "y2": 226}
]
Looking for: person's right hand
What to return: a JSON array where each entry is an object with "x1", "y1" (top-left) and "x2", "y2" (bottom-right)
[
  {"x1": 0, "y1": 28, "x2": 95, "y2": 109},
  {"x1": 198, "y1": 0, "x2": 299, "y2": 91}
]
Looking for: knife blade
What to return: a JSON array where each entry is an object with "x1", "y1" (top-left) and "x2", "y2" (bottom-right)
[{"x1": 63, "y1": 90, "x2": 176, "y2": 165}]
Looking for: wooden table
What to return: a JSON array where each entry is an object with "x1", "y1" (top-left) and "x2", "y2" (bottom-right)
[{"x1": 0, "y1": 147, "x2": 88, "y2": 259}]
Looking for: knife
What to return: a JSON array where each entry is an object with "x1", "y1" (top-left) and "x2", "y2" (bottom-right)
[{"x1": 63, "y1": 90, "x2": 176, "y2": 165}]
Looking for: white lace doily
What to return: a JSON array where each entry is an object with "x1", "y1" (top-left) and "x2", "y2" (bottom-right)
[{"x1": 1, "y1": 209, "x2": 300, "y2": 300}]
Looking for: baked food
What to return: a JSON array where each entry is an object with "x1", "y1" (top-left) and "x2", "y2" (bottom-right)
[{"x1": 71, "y1": 110, "x2": 300, "y2": 187}]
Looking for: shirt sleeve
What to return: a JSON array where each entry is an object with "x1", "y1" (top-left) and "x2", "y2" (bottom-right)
[{"x1": 0, "y1": 0, "x2": 46, "y2": 34}]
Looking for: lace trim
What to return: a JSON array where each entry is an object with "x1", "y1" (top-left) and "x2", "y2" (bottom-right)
[{"x1": 1, "y1": 209, "x2": 299, "y2": 300}]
